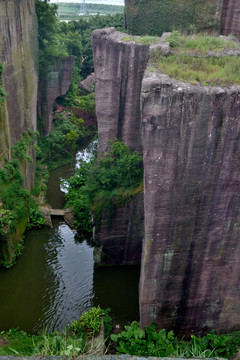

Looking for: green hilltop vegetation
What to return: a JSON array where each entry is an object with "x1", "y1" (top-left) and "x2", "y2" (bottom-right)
[
  {"x1": 57, "y1": 2, "x2": 124, "y2": 21},
  {"x1": 152, "y1": 32, "x2": 240, "y2": 86}
]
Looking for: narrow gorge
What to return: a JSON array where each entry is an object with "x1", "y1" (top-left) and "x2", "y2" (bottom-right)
[
  {"x1": 92, "y1": 28, "x2": 240, "y2": 334},
  {"x1": 1, "y1": 0, "x2": 240, "y2": 341}
]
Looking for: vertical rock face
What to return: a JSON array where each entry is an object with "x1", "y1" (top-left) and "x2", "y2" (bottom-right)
[
  {"x1": 0, "y1": 0, "x2": 38, "y2": 192},
  {"x1": 0, "y1": 0, "x2": 38, "y2": 150},
  {"x1": 221, "y1": 0, "x2": 240, "y2": 40},
  {"x1": 38, "y1": 56, "x2": 74, "y2": 136},
  {"x1": 95, "y1": 192, "x2": 144, "y2": 265},
  {"x1": 140, "y1": 71, "x2": 240, "y2": 334},
  {"x1": 125, "y1": 0, "x2": 240, "y2": 41},
  {"x1": 92, "y1": 28, "x2": 149, "y2": 155},
  {"x1": 93, "y1": 28, "x2": 240, "y2": 333},
  {"x1": 0, "y1": 0, "x2": 38, "y2": 262},
  {"x1": 92, "y1": 28, "x2": 148, "y2": 266},
  {"x1": 125, "y1": 0, "x2": 223, "y2": 36}
]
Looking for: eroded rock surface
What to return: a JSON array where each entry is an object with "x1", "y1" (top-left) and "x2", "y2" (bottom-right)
[
  {"x1": 221, "y1": 0, "x2": 240, "y2": 40},
  {"x1": 92, "y1": 28, "x2": 149, "y2": 155},
  {"x1": 38, "y1": 56, "x2": 74, "y2": 136},
  {"x1": 0, "y1": 0, "x2": 38, "y2": 162},
  {"x1": 93, "y1": 28, "x2": 240, "y2": 334},
  {"x1": 79, "y1": 72, "x2": 95, "y2": 95},
  {"x1": 95, "y1": 192, "x2": 144, "y2": 265},
  {"x1": 140, "y1": 71, "x2": 240, "y2": 334}
]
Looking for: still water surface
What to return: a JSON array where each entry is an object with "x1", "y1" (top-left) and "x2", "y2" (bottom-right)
[{"x1": 0, "y1": 142, "x2": 140, "y2": 333}]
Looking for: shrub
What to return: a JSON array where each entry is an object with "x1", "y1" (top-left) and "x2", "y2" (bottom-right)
[
  {"x1": 65, "y1": 140, "x2": 143, "y2": 232},
  {"x1": 111, "y1": 322, "x2": 240, "y2": 358},
  {"x1": 67, "y1": 306, "x2": 110, "y2": 338}
]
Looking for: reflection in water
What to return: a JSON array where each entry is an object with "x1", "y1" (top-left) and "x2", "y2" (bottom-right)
[
  {"x1": 0, "y1": 219, "x2": 94, "y2": 334},
  {"x1": 0, "y1": 139, "x2": 140, "y2": 333},
  {"x1": 93, "y1": 266, "x2": 140, "y2": 325},
  {"x1": 37, "y1": 219, "x2": 94, "y2": 333}
]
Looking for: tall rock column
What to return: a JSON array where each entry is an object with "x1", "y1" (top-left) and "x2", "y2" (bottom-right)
[
  {"x1": 92, "y1": 28, "x2": 149, "y2": 154},
  {"x1": 0, "y1": 0, "x2": 38, "y2": 188},
  {"x1": 91, "y1": 28, "x2": 149, "y2": 265},
  {"x1": 221, "y1": 0, "x2": 240, "y2": 40},
  {"x1": 140, "y1": 71, "x2": 240, "y2": 334}
]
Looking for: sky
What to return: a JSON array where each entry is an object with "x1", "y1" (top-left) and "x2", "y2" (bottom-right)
[{"x1": 50, "y1": 0, "x2": 124, "y2": 5}]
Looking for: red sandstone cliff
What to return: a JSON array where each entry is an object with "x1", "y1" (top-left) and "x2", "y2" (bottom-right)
[
  {"x1": 95, "y1": 192, "x2": 144, "y2": 265},
  {"x1": 91, "y1": 28, "x2": 148, "y2": 265},
  {"x1": 0, "y1": 0, "x2": 38, "y2": 189},
  {"x1": 221, "y1": 0, "x2": 240, "y2": 40},
  {"x1": 38, "y1": 56, "x2": 74, "y2": 136},
  {"x1": 93, "y1": 28, "x2": 240, "y2": 334},
  {"x1": 92, "y1": 28, "x2": 149, "y2": 155},
  {"x1": 140, "y1": 72, "x2": 240, "y2": 335}
]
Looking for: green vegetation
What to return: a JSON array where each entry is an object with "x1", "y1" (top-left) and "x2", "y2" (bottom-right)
[
  {"x1": 136, "y1": 36, "x2": 160, "y2": 44},
  {"x1": 121, "y1": 35, "x2": 160, "y2": 44},
  {"x1": 68, "y1": 306, "x2": 110, "y2": 338},
  {"x1": 166, "y1": 31, "x2": 240, "y2": 54},
  {"x1": 36, "y1": 0, "x2": 68, "y2": 67},
  {"x1": 150, "y1": 33, "x2": 240, "y2": 86},
  {"x1": 125, "y1": 0, "x2": 220, "y2": 36},
  {"x1": 0, "y1": 131, "x2": 45, "y2": 267},
  {"x1": 0, "y1": 328, "x2": 86, "y2": 357},
  {"x1": 121, "y1": 36, "x2": 134, "y2": 42},
  {"x1": 1, "y1": 314, "x2": 240, "y2": 359},
  {"x1": 65, "y1": 140, "x2": 143, "y2": 232},
  {"x1": 0, "y1": 307, "x2": 110, "y2": 357},
  {"x1": 36, "y1": 0, "x2": 124, "y2": 81},
  {"x1": 0, "y1": 131, "x2": 37, "y2": 231},
  {"x1": 38, "y1": 106, "x2": 95, "y2": 170},
  {"x1": 111, "y1": 321, "x2": 240, "y2": 358},
  {"x1": 58, "y1": 2, "x2": 124, "y2": 20},
  {"x1": 158, "y1": 55, "x2": 240, "y2": 86}
]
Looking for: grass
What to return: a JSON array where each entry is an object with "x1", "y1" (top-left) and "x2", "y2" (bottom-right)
[
  {"x1": 0, "y1": 329, "x2": 86, "y2": 357},
  {"x1": 136, "y1": 36, "x2": 160, "y2": 45},
  {"x1": 121, "y1": 36, "x2": 134, "y2": 42},
  {"x1": 121, "y1": 35, "x2": 160, "y2": 45},
  {"x1": 157, "y1": 54, "x2": 240, "y2": 86},
  {"x1": 0, "y1": 307, "x2": 109, "y2": 357},
  {"x1": 166, "y1": 31, "x2": 240, "y2": 55},
  {"x1": 151, "y1": 32, "x2": 240, "y2": 86}
]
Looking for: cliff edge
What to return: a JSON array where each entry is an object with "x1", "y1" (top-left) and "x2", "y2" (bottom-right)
[
  {"x1": 0, "y1": 0, "x2": 38, "y2": 189},
  {"x1": 93, "y1": 28, "x2": 240, "y2": 334}
]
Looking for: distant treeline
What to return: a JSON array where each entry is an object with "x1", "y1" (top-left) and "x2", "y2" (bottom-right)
[{"x1": 58, "y1": 2, "x2": 124, "y2": 16}]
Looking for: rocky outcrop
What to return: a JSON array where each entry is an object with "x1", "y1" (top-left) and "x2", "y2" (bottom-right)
[
  {"x1": 92, "y1": 28, "x2": 149, "y2": 155},
  {"x1": 79, "y1": 72, "x2": 95, "y2": 95},
  {"x1": 140, "y1": 72, "x2": 240, "y2": 335},
  {"x1": 94, "y1": 192, "x2": 144, "y2": 265},
  {"x1": 221, "y1": 0, "x2": 240, "y2": 40},
  {"x1": 0, "y1": 0, "x2": 38, "y2": 160},
  {"x1": 38, "y1": 56, "x2": 74, "y2": 136},
  {"x1": 93, "y1": 28, "x2": 240, "y2": 334},
  {"x1": 0, "y1": 0, "x2": 38, "y2": 264}
]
